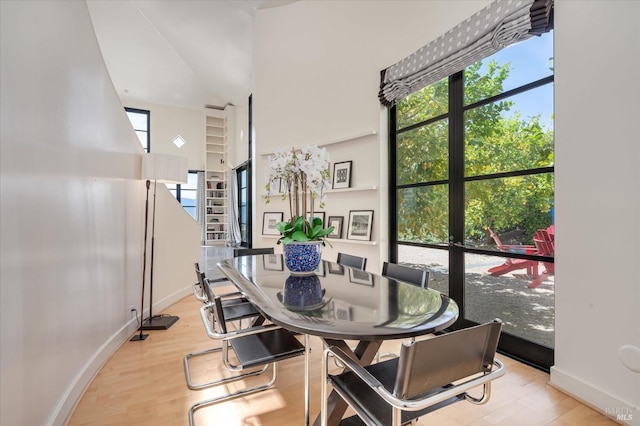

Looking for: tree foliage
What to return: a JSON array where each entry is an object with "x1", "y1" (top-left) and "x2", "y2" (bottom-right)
[{"x1": 396, "y1": 60, "x2": 554, "y2": 245}]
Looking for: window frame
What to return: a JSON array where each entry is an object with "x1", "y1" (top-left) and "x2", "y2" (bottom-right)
[{"x1": 389, "y1": 42, "x2": 555, "y2": 371}]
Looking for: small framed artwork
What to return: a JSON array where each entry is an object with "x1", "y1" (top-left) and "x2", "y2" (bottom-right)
[
  {"x1": 262, "y1": 212, "x2": 283, "y2": 235},
  {"x1": 306, "y1": 211, "x2": 325, "y2": 226},
  {"x1": 327, "y1": 262, "x2": 344, "y2": 275},
  {"x1": 349, "y1": 268, "x2": 374, "y2": 286},
  {"x1": 333, "y1": 301, "x2": 352, "y2": 321},
  {"x1": 347, "y1": 210, "x2": 374, "y2": 241},
  {"x1": 263, "y1": 253, "x2": 283, "y2": 271},
  {"x1": 327, "y1": 216, "x2": 343, "y2": 239},
  {"x1": 332, "y1": 161, "x2": 352, "y2": 189}
]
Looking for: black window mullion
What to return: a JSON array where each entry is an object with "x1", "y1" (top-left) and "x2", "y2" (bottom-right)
[
  {"x1": 448, "y1": 71, "x2": 465, "y2": 319},
  {"x1": 389, "y1": 105, "x2": 399, "y2": 263}
]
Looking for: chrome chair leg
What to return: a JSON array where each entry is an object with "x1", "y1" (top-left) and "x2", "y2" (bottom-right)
[
  {"x1": 188, "y1": 363, "x2": 278, "y2": 426},
  {"x1": 183, "y1": 345, "x2": 267, "y2": 390}
]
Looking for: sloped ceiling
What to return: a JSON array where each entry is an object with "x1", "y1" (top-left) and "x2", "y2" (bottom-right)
[{"x1": 87, "y1": 0, "x2": 296, "y2": 110}]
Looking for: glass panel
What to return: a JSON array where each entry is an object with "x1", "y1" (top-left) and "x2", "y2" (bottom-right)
[
  {"x1": 183, "y1": 207, "x2": 196, "y2": 219},
  {"x1": 396, "y1": 118, "x2": 448, "y2": 185},
  {"x1": 464, "y1": 252, "x2": 554, "y2": 348},
  {"x1": 465, "y1": 84, "x2": 554, "y2": 177},
  {"x1": 397, "y1": 185, "x2": 448, "y2": 244},
  {"x1": 396, "y1": 77, "x2": 448, "y2": 129},
  {"x1": 135, "y1": 131, "x2": 147, "y2": 150},
  {"x1": 126, "y1": 111, "x2": 148, "y2": 131},
  {"x1": 397, "y1": 245, "x2": 448, "y2": 296},
  {"x1": 464, "y1": 174, "x2": 553, "y2": 250},
  {"x1": 186, "y1": 172, "x2": 198, "y2": 188},
  {"x1": 464, "y1": 31, "x2": 553, "y2": 103}
]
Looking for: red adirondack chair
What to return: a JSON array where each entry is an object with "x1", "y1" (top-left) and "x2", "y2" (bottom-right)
[
  {"x1": 528, "y1": 228, "x2": 555, "y2": 288},
  {"x1": 487, "y1": 227, "x2": 539, "y2": 279}
]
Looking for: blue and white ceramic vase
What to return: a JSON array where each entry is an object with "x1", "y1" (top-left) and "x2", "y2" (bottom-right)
[
  {"x1": 281, "y1": 274, "x2": 323, "y2": 308},
  {"x1": 282, "y1": 241, "x2": 322, "y2": 275}
]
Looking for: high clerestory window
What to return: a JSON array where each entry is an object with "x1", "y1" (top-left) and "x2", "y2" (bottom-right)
[{"x1": 125, "y1": 107, "x2": 150, "y2": 152}]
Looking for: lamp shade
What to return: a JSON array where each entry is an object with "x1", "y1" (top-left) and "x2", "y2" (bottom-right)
[{"x1": 141, "y1": 153, "x2": 188, "y2": 184}]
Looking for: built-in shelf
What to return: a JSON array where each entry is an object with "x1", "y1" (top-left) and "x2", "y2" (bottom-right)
[
  {"x1": 263, "y1": 185, "x2": 377, "y2": 198},
  {"x1": 260, "y1": 130, "x2": 377, "y2": 157},
  {"x1": 261, "y1": 235, "x2": 377, "y2": 246},
  {"x1": 205, "y1": 106, "x2": 234, "y2": 245},
  {"x1": 326, "y1": 185, "x2": 377, "y2": 193}
]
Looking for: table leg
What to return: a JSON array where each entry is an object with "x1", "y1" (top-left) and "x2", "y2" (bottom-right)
[
  {"x1": 304, "y1": 334, "x2": 310, "y2": 426},
  {"x1": 313, "y1": 339, "x2": 382, "y2": 426}
]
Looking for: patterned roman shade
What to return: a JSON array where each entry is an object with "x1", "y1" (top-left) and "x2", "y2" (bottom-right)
[{"x1": 379, "y1": 0, "x2": 553, "y2": 107}]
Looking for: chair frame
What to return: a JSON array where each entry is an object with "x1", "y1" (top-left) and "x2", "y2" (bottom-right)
[
  {"x1": 184, "y1": 271, "x2": 263, "y2": 390},
  {"x1": 188, "y1": 297, "x2": 304, "y2": 425},
  {"x1": 233, "y1": 247, "x2": 275, "y2": 257},
  {"x1": 321, "y1": 321, "x2": 505, "y2": 426}
]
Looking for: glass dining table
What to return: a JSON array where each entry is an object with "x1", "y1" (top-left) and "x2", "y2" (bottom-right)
[{"x1": 217, "y1": 255, "x2": 460, "y2": 426}]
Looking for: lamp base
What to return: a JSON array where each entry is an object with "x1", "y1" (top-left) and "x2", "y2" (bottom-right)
[
  {"x1": 130, "y1": 332, "x2": 149, "y2": 341},
  {"x1": 140, "y1": 315, "x2": 180, "y2": 330}
]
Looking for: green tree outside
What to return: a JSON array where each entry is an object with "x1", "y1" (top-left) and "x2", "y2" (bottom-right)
[{"x1": 396, "y1": 60, "x2": 554, "y2": 246}]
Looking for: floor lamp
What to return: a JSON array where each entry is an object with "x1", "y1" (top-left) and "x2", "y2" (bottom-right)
[{"x1": 138, "y1": 153, "x2": 188, "y2": 332}]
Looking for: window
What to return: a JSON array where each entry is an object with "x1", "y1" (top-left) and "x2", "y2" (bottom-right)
[
  {"x1": 391, "y1": 32, "x2": 554, "y2": 370},
  {"x1": 166, "y1": 171, "x2": 198, "y2": 219},
  {"x1": 236, "y1": 163, "x2": 249, "y2": 246},
  {"x1": 125, "y1": 107, "x2": 150, "y2": 152}
]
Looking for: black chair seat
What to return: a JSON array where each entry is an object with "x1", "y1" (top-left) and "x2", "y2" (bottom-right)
[
  {"x1": 330, "y1": 359, "x2": 463, "y2": 425},
  {"x1": 230, "y1": 328, "x2": 305, "y2": 369}
]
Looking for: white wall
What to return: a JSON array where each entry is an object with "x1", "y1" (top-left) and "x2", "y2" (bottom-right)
[
  {"x1": 0, "y1": 2, "x2": 199, "y2": 425},
  {"x1": 552, "y1": 1, "x2": 640, "y2": 423},
  {"x1": 122, "y1": 99, "x2": 206, "y2": 171},
  {"x1": 253, "y1": 0, "x2": 488, "y2": 273},
  {"x1": 254, "y1": 0, "x2": 640, "y2": 422}
]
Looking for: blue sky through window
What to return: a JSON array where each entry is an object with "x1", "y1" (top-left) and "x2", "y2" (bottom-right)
[{"x1": 477, "y1": 31, "x2": 554, "y2": 129}]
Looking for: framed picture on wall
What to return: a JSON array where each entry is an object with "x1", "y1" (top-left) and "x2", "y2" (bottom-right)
[
  {"x1": 333, "y1": 301, "x2": 352, "y2": 321},
  {"x1": 327, "y1": 216, "x2": 343, "y2": 239},
  {"x1": 262, "y1": 212, "x2": 283, "y2": 235},
  {"x1": 347, "y1": 210, "x2": 373, "y2": 241},
  {"x1": 332, "y1": 161, "x2": 352, "y2": 189},
  {"x1": 327, "y1": 261, "x2": 344, "y2": 275},
  {"x1": 262, "y1": 253, "x2": 283, "y2": 271},
  {"x1": 349, "y1": 268, "x2": 374, "y2": 286}
]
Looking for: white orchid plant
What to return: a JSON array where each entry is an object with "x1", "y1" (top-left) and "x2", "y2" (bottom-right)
[{"x1": 264, "y1": 145, "x2": 334, "y2": 245}]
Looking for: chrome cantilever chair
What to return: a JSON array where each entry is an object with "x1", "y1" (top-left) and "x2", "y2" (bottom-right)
[
  {"x1": 377, "y1": 262, "x2": 431, "y2": 361},
  {"x1": 193, "y1": 262, "x2": 243, "y2": 303},
  {"x1": 337, "y1": 252, "x2": 367, "y2": 270},
  {"x1": 183, "y1": 270, "x2": 264, "y2": 390},
  {"x1": 321, "y1": 320, "x2": 505, "y2": 426},
  {"x1": 188, "y1": 295, "x2": 305, "y2": 425},
  {"x1": 382, "y1": 262, "x2": 429, "y2": 288}
]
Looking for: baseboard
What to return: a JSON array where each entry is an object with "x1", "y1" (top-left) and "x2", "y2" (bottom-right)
[
  {"x1": 151, "y1": 286, "x2": 193, "y2": 315},
  {"x1": 50, "y1": 285, "x2": 192, "y2": 426},
  {"x1": 550, "y1": 366, "x2": 638, "y2": 425},
  {"x1": 51, "y1": 317, "x2": 139, "y2": 426}
]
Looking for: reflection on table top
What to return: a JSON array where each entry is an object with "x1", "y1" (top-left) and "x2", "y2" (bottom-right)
[{"x1": 217, "y1": 256, "x2": 459, "y2": 341}]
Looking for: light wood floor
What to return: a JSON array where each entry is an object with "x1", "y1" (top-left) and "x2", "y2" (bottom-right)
[{"x1": 68, "y1": 286, "x2": 617, "y2": 426}]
